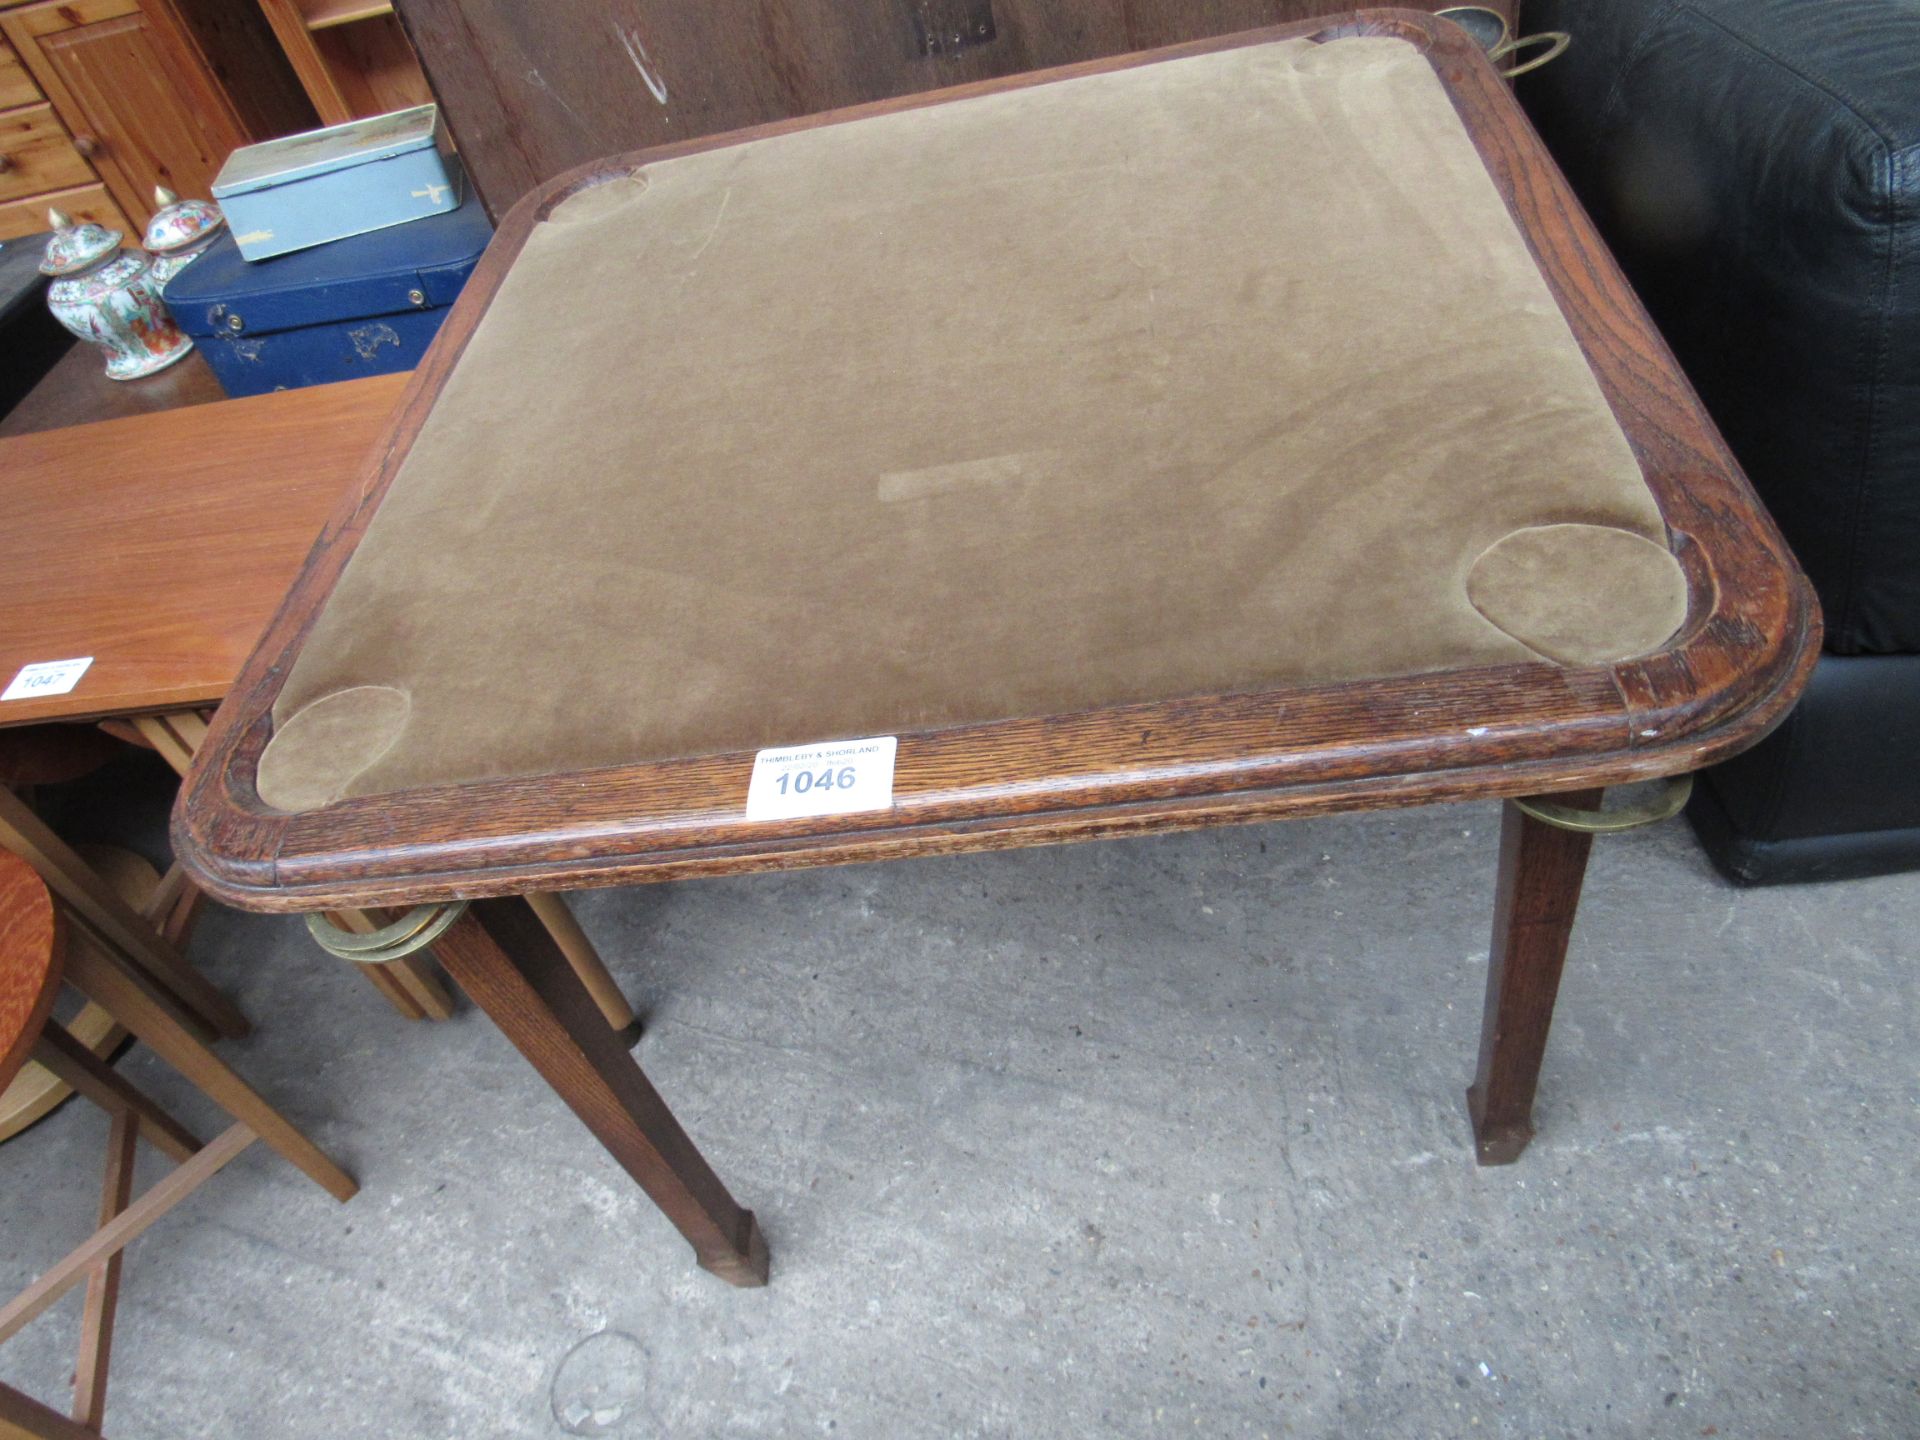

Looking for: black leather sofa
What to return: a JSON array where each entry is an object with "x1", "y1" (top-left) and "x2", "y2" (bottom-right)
[{"x1": 1518, "y1": 0, "x2": 1920, "y2": 884}]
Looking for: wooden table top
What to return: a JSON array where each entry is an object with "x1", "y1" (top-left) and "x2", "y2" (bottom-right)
[{"x1": 0, "y1": 371, "x2": 407, "y2": 727}]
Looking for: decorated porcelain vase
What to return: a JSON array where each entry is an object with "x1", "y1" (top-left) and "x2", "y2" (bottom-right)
[
  {"x1": 41, "y1": 207, "x2": 193, "y2": 381},
  {"x1": 142, "y1": 185, "x2": 226, "y2": 288}
]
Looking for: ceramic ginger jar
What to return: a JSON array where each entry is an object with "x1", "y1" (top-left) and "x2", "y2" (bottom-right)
[
  {"x1": 41, "y1": 207, "x2": 193, "y2": 381},
  {"x1": 142, "y1": 186, "x2": 226, "y2": 287}
]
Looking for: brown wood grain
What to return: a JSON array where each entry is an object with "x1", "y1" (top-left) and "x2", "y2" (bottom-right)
[
  {"x1": 0, "y1": 179, "x2": 127, "y2": 241},
  {"x1": 305, "y1": 0, "x2": 398, "y2": 28},
  {"x1": 0, "y1": 370, "x2": 406, "y2": 728},
  {"x1": 176, "y1": 11, "x2": 1821, "y2": 915},
  {"x1": 0, "y1": 1120, "x2": 254, "y2": 1345},
  {"x1": 0, "y1": 1377, "x2": 102, "y2": 1440},
  {"x1": 257, "y1": 0, "x2": 427, "y2": 125},
  {"x1": 0, "y1": 31, "x2": 39, "y2": 108},
  {"x1": 60, "y1": 919, "x2": 354, "y2": 1200},
  {"x1": 0, "y1": 722, "x2": 122, "y2": 787},
  {"x1": 161, "y1": 0, "x2": 317, "y2": 141},
  {"x1": 394, "y1": 0, "x2": 1519, "y2": 219},
  {"x1": 255, "y1": 0, "x2": 354, "y2": 123},
  {"x1": 0, "y1": 102, "x2": 92, "y2": 202},
  {"x1": 71, "y1": 1104, "x2": 136, "y2": 1431},
  {"x1": 0, "y1": 848, "x2": 60, "y2": 1098},
  {"x1": 0, "y1": 0, "x2": 308, "y2": 236},
  {"x1": 33, "y1": 1019, "x2": 201, "y2": 1161},
  {"x1": 0, "y1": 787, "x2": 248, "y2": 1040},
  {"x1": 312, "y1": 13, "x2": 431, "y2": 117},
  {"x1": 1466, "y1": 791, "x2": 1599, "y2": 1163}
]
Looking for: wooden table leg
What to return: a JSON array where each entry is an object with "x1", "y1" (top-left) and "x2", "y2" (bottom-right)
[
  {"x1": 385, "y1": 955, "x2": 457, "y2": 1020},
  {"x1": 60, "y1": 927, "x2": 355, "y2": 1203},
  {"x1": 127, "y1": 715, "x2": 197, "y2": 777},
  {"x1": 139, "y1": 863, "x2": 206, "y2": 949},
  {"x1": 343, "y1": 949, "x2": 426, "y2": 1021},
  {"x1": 71, "y1": 1109, "x2": 136, "y2": 1431},
  {"x1": 430, "y1": 897, "x2": 768, "y2": 1287},
  {"x1": 1466, "y1": 790, "x2": 1601, "y2": 1166},
  {"x1": 0, "y1": 1126, "x2": 257, "y2": 1345},
  {"x1": 0, "y1": 1378, "x2": 102, "y2": 1440},
  {"x1": 34, "y1": 1024, "x2": 200, "y2": 1163},
  {"x1": 322, "y1": 909, "x2": 457, "y2": 1021},
  {"x1": 525, "y1": 891, "x2": 642, "y2": 1041}
]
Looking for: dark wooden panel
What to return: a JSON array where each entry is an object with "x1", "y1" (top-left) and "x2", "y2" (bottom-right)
[
  {"x1": 393, "y1": 0, "x2": 1518, "y2": 217},
  {"x1": 164, "y1": 0, "x2": 319, "y2": 140}
]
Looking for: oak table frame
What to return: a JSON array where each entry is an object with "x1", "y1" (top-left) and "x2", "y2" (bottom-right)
[{"x1": 177, "y1": 11, "x2": 1820, "y2": 1288}]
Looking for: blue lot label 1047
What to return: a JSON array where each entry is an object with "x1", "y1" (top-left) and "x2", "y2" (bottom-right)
[{"x1": 745, "y1": 735, "x2": 897, "y2": 822}]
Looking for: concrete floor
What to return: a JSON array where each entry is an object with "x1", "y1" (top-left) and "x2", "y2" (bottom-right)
[{"x1": 2, "y1": 760, "x2": 1916, "y2": 1438}]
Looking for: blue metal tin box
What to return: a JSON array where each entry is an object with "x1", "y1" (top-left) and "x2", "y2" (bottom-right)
[
  {"x1": 164, "y1": 193, "x2": 492, "y2": 398},
  {"x1": 211, "y1": 106, "x2": 463, "y2": 261}
]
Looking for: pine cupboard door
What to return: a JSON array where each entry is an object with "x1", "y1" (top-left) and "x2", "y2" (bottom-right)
[{"x1": 1, "y1": 0, "x2": 250, "y2": 227}]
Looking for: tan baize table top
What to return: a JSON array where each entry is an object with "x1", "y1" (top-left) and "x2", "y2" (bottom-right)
[{"x1": 256, "y1": 35, "x2": 1687, "y2": 812}]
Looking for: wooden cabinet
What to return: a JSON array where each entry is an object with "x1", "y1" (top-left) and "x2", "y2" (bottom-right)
[
  {"x1": 5, "y1": 0, "x2": 247, "y2": 224},
  {"x1": 0, "y1": 37, "x2": 129, "y2": 235},
  {"x1": 0, "y1": 0, "x2": 312, "y2": 242}
]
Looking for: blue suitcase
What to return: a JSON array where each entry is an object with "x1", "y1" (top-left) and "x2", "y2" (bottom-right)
[{"x1": 164, "y1": 191, "x2": 492, "y2": 398}]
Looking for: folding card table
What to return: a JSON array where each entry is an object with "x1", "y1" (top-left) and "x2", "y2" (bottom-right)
[{"x1": 177, "y1": 11, "x2": 1818, "y2": 1287}]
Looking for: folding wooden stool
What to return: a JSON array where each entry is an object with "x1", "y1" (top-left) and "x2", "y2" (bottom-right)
[{"x1": 0, "y1": 850, "x2": 354, "y2": 1435}]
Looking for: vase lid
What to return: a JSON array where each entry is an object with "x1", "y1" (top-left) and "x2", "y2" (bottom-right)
[
  {"x1": 142, "y1": 186, "x2": 226, "y2": 255},
  {"x1": 40, "y1": 209, "x2": 122, "y2": 276}
]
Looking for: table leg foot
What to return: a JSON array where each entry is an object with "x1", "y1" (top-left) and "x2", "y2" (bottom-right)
[
  {"x1": 1465, "y1": 792, "x2": 1599, "y2": 1167},
  {"x1": 1464, "y1": 1085, "x2": 1534, "y2": 1166},
  {"x1": 431, "y1": 896, "x2": 768, "y2": 1287},
  {"x1": 696, "y1": 1210, "x2": 770, "y2": 1287},
  {"x1": 618, "y1": 1016, "x2": 647, "y2": 1049}
]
